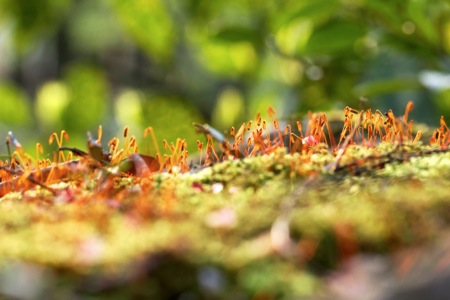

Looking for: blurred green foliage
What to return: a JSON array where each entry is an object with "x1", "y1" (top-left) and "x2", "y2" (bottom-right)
[
  {"x1": 0, "y1": 82, "x2": 31, "y2": 127},
  {"x1": 0, "y1": 0, "x2": 449, "y2": 153}
]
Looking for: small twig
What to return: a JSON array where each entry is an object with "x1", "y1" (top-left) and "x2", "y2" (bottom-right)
[
  {"x1": 59, "y1": 147, "x2": 88, "y2": 157},
  {"x1": 59, "y1": 147, "x2": 110, "y2": 166}
]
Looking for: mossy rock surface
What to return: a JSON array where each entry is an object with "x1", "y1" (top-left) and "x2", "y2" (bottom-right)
[{"x1": 1, "y1": 143, "x2": 450, "y2": 299}]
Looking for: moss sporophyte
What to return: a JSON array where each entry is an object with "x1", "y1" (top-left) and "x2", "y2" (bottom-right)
[{"x1": 2, "y1": 101, "x2": 450, "y2": 297}]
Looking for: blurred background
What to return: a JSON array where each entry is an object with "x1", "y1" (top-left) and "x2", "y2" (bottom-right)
[{"x1": 0, "y1": 0, "x2": 449, "y2": 155}]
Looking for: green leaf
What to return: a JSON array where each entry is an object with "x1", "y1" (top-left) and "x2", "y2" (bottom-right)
[
  {"x1": 109, "y1": 0, "x2": 175, "y2": 63},
  {"x1": 211, "y1": 26, "x2": 258, "y2": 44},
  {"x1": 353, "y1": 77, "x2": 422, "y2": 97},
  {"x1": 382, "y1": 32, "x2": 437, "y2": 58},
  {"x1": 300, "y1": 20, "x2": 367, "y2": 55},
  {"x1": 407, "y1": 0, "x2": 439, "y2": 45},
  {"x1": 1, "y1": 0, "x2": 72, "y2": 54},
  {"x1": 282, "y1": 0, "x2": 340, "y2": 26},
  {"x1": 365, "y1": 1, "x2": 403, "y2": 29}
]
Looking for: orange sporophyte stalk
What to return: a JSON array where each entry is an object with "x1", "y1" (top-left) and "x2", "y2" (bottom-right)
[{"x1": 49, "y1": 130, "x2": 70, "y2": 162}]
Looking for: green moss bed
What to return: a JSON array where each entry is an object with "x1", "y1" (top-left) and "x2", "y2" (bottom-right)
[{"x1": 1, "y1": 141, "x2": 450, "y2": 299}]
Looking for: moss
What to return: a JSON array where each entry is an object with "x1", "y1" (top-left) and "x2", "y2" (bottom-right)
[{"x1": 3, "y1": 112, "x2": 450, "y2": 297}]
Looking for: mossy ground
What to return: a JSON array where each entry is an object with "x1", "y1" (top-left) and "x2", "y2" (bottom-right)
[{"x1": 1, "y1": 141, "x2": 450, "y2": 299}]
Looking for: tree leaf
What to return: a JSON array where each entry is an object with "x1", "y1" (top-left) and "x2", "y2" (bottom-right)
[
  {"x1": 282, "y1": 0, "x2": 340, "y2": 27},
  {"x1": 300, "y1": 20, "x2": 367, "y2": 55},
  {"x1": 353, "y1": 77, "x2": 422, "y2": 97},
  {"x1": 407, "y1": 0, "x2": 439, "y2": 45},
  {"x1": 211, "y1": 26, "x2": 258, "y2": 44},
  {"x1": 110, "y1": 0, "x2": 175, "y2": 62}
]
